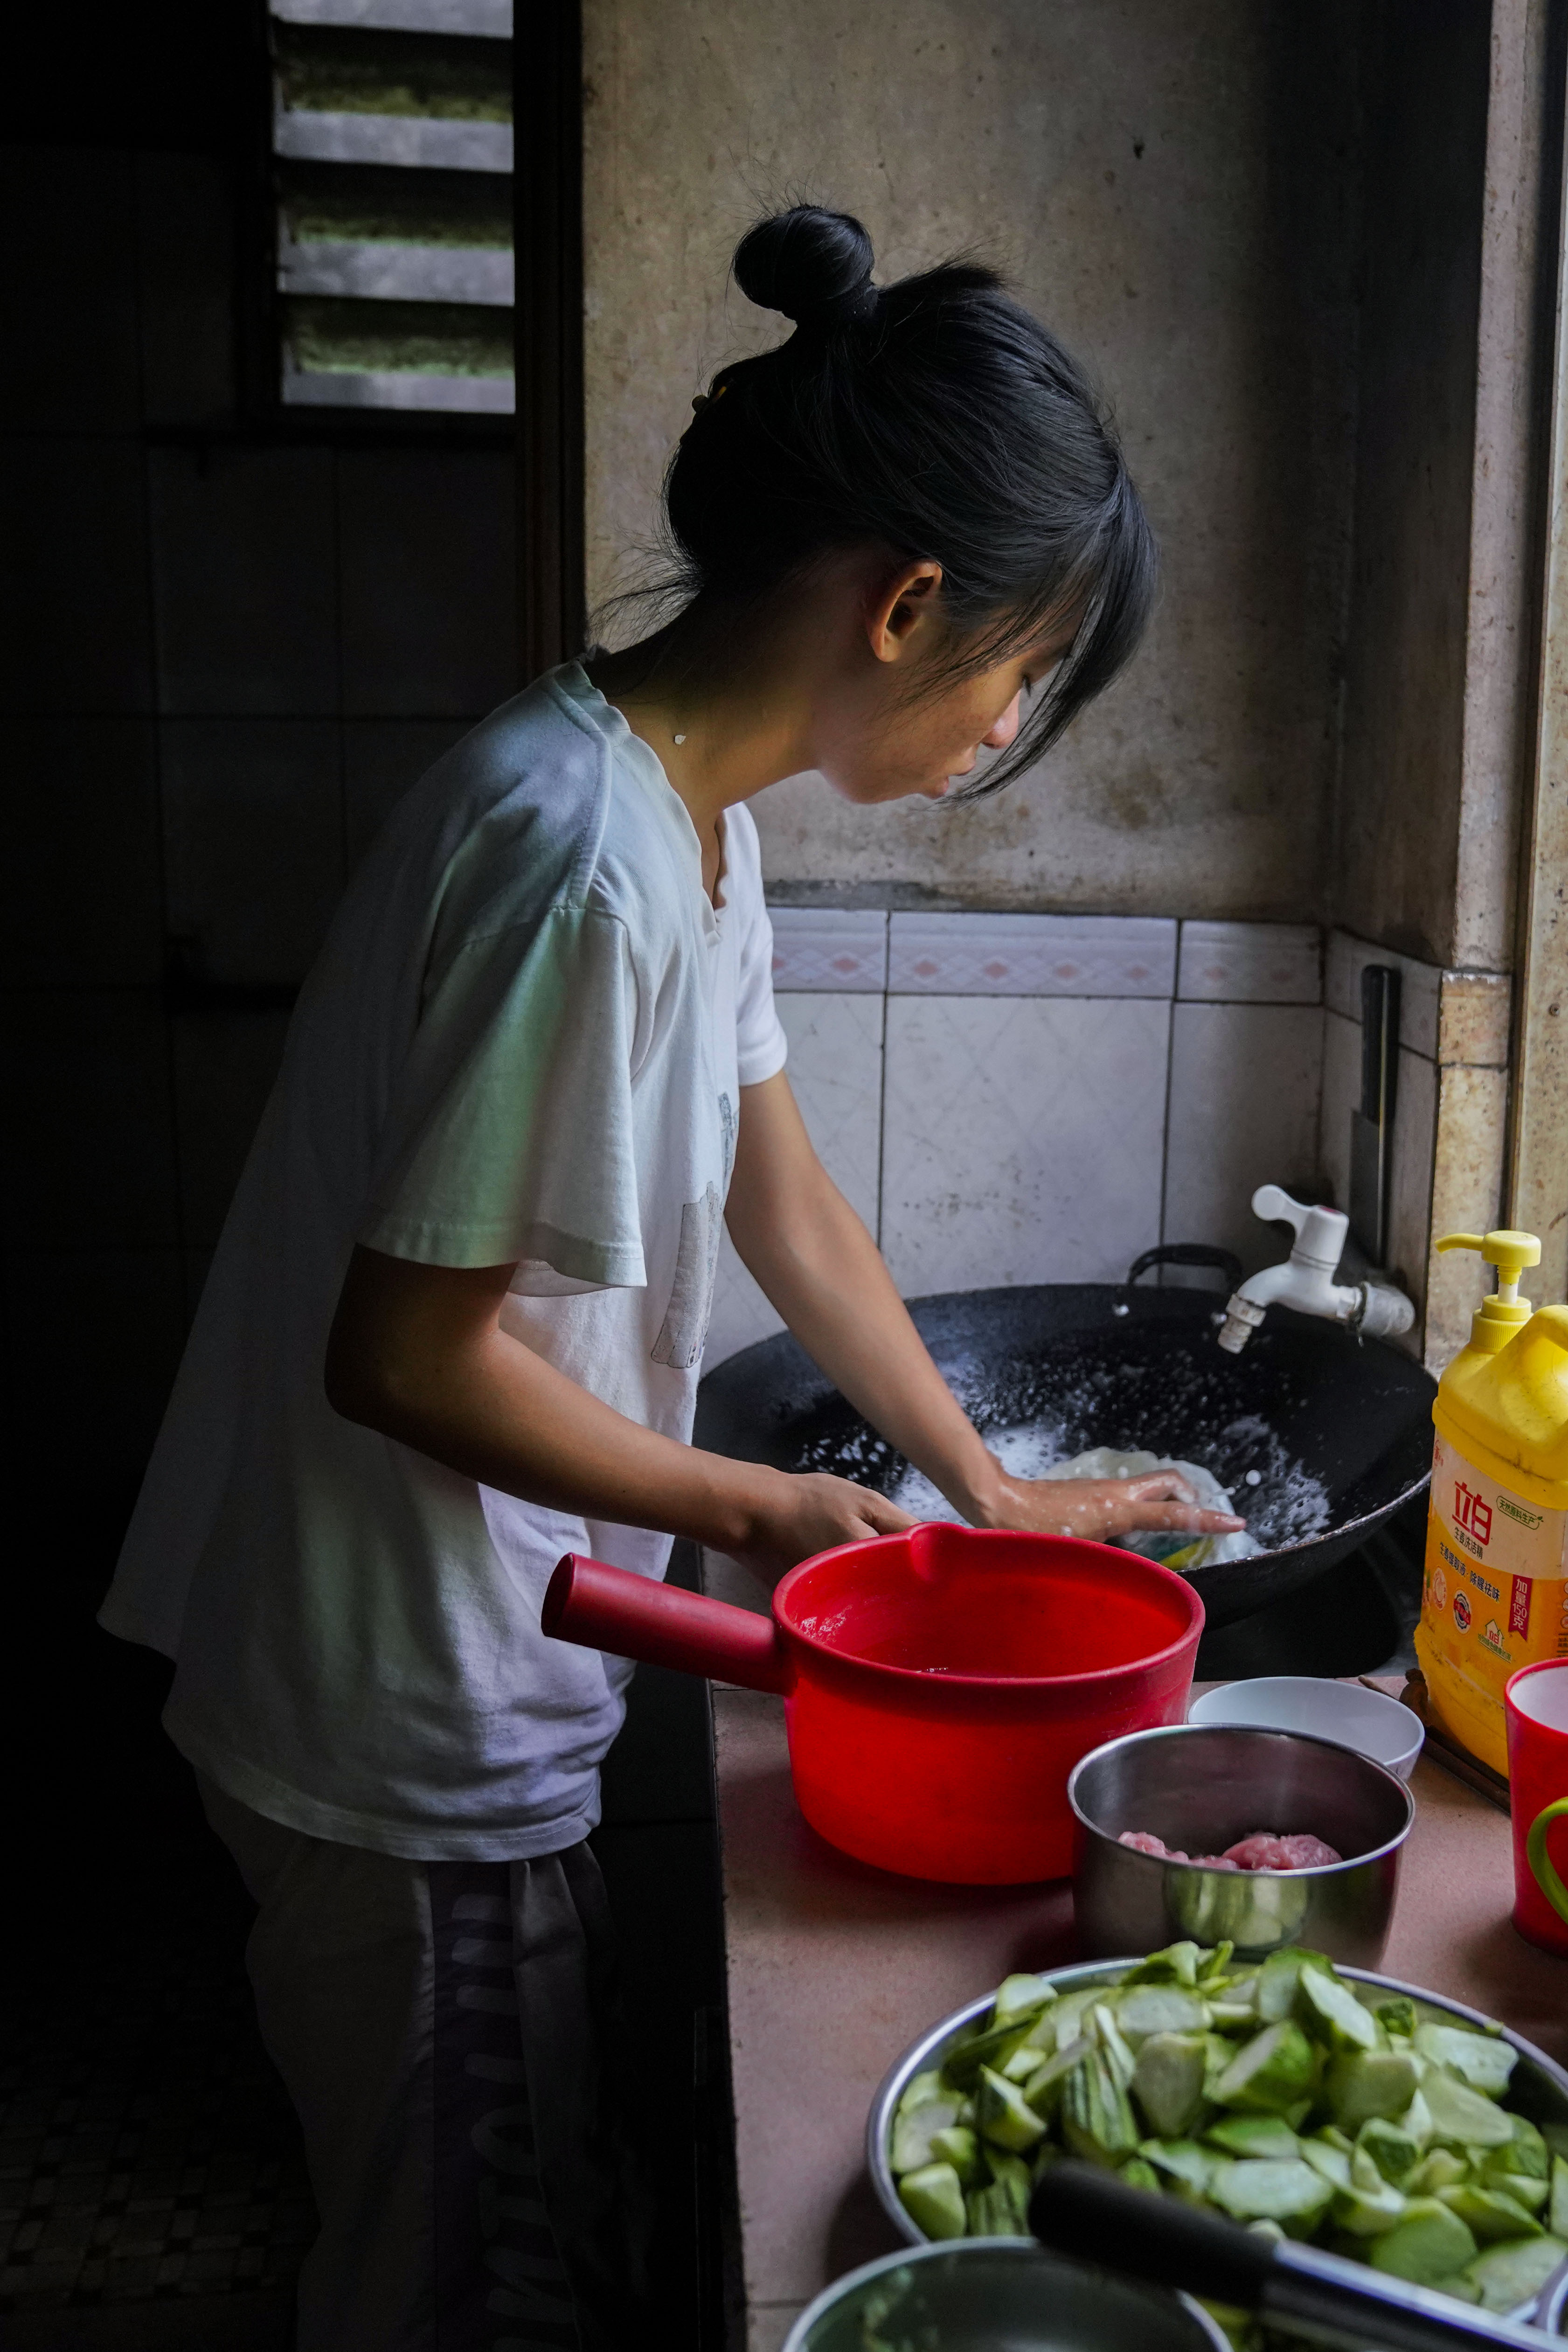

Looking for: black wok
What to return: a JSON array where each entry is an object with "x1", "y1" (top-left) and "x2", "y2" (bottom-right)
[{"x1": 694, "y1": 1251, "x2": 1437, "y2": 1633}]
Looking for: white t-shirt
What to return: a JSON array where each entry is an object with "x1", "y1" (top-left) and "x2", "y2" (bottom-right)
[{"x1": 100, "y1": 666, "x2": 788, "y2": 1860}]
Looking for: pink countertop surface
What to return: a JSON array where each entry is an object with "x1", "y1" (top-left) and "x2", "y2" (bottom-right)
[{"x1": 714, "y1": 1683, "x2": 1568, "y2": 2352}]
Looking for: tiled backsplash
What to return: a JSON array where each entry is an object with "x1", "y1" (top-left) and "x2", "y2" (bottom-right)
[
  {"x1": 708, "y1": 912, "x2": 1333, "y2": 1364},
  {"x1": 712, "y1": 913, "x2": 1512, "y2": 1375}
]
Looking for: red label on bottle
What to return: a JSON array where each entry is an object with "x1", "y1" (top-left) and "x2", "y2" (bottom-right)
[{"x1": 1511, "y1": 1575, "x2": 1533, "y2": 1637}]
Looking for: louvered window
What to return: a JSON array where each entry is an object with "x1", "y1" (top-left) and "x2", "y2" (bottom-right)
[{"x1": 269, "y1": 0, "x2": 514, "y2": 413}]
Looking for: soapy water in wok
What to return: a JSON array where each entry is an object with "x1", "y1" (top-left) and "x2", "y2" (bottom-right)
[{"x1": 797, "y1": 1354, "x2": 1332, "y2": 1570}]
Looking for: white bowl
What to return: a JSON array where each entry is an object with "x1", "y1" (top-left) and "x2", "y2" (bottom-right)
[{"x1": 1186, "y1": 1675, "x2": 1424, "y2": 1778}]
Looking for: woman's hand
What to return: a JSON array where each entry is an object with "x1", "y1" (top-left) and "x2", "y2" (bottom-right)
[
  {"x1": 980, "y1": 1466, "x2": 1245, "y2": 1547},
  {"x1": 734, "y1": 1470, "x2": 915, "y2": 1584}
]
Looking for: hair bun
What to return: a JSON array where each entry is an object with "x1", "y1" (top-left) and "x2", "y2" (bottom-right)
[{"x1": 733, "y1": 206, "x2": 876, "y2": 327}]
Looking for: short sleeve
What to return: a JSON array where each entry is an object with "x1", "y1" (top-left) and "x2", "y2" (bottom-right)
[
  {"x1": 359, "y1": 905, "x2": 647, "y2": 1284},
  {"x1": 729, "y1": 825, "x2": 788, "y2": 1088}
]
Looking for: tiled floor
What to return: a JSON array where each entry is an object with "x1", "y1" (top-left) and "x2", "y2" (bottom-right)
[{"x1": 0, "y1": 1891, "x2": 313, "y2": 2329}]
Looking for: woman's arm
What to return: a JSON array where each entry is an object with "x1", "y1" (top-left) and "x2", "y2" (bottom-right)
[
  {"x1": 324, "y1": 1246, "x2": 912, "y2": 1581},
  {"x1": 724, "y1": 1072, "x2": 1243, "y2": 1545}
]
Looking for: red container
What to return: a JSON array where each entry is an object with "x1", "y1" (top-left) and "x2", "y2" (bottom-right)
[
  {"x1": 1505, "y1": 1659, "x2": 1568, "y2": 1956},
  {"x1": 543, "y1": 1524, "x2": 1204, "y2": 1884}
]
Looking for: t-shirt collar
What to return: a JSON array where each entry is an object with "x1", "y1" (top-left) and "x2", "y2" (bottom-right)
[{"x1": 551, "y1": 662, "x2": 724, "y2": 937}]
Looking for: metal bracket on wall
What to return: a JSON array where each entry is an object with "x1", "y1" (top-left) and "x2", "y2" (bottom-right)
[{"x1": 1349, "y1": 963, "x2": 1401, "y2": 1267}]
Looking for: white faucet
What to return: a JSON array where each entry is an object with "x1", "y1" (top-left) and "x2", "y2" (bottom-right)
[{"x1": 1215, "y1": 1185, "x2": 1416, "y2": 1354}]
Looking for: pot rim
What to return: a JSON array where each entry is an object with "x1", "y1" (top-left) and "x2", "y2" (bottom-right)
[
  {"x1": 1066, "y1": 1720, "x2": 1417, "y2": 1875},
  {"x1": 770, "y1": 1527, "x2": 1204, "y2": 1696}
]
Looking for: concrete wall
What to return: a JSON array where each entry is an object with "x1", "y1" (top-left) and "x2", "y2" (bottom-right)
[{"x1": 583, "y1": 0, "x2": 1362, "y2": 919}]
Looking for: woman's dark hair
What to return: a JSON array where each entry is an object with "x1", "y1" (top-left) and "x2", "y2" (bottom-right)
[{"x1": 659, "y1": 204, "x2": 1157, "y2": 797}]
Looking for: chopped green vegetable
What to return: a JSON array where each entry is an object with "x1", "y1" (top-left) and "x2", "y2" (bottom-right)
[
  {"x1": 1367, "y1": 2199, "x2": 1478, "y2": 2284},
  {"x1": 1061, "y1": 2050, "x2": 1140, "y2": 2167},
  {"x1": 890, "y1": 2088, "x2": 963, "y2": 2174},
  {"x1": 1357, "y1": 2117, "x2": 1420, "y2": 2185},
  {"x1": 1205, "y1": 2114, "x2": 1300, "y2": 2161},
  {"x1": 898, "y1": 2160, "x2": 966, "y2": 2239},
  {"x1": 927, "y1": 2124, "x2": 984, "y2": 2185},
  {"x1": 1295, "y1": 1968, "x2": 1381, "y2": 2055},
  {"x1": 1131, "y1": 2033, "x2": 1208, "y2": 2140},
  {"x1": 1117, "y1": 1985, "x2": 1210, "y2": 2043},
  {"x1": 1210, "y1": 2158, "x2": 1334, "y2": 2237},
  {"x1": 1464, "y1": 2233, "x2": 1568, "y2": 2312},
  {"x1": 893, "y1": 1944, "x2": 1568, "y2": 2331},
  {"x1": 1332, "y1": 2177, "x2": 1409, "y2": 2236},
  {"x1": 975, "y1": 2065, "x2": 1047, "y2": 2154},
  {"x1": 1436, "y1": 2183, "x2": 1542, "y2": 2243},
  {"x1": 1422, "y1": 2069, "x2": 1517, "y2": 2151},
  {"x1": 993, "y1": 1972, "x2": 1057, "y2": 2028},
  {"x1": 1214, "y1": 2022, "x2": 1318, "y2": 2114},
  {"x1": 1326, "y1": 2048, "x2": 1419, "y2": 2132},
  {"x1": 1415, "y1": 2023, "x2": 1519, "y2": 2100},
  {"x1": 1140, "y1": 2138, "x2": 1216, "y2": 2197},
  {"x1": 1254, "y1": 1948, "x2": 1334, "y2": 2023}
]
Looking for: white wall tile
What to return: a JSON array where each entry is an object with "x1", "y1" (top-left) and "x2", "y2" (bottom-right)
[
  {"x1": 1177, "y1": 920, "x2": 1321, "y2": 1003},
  {"x1": 1163, "y1": 1003, "x2": 1325, "y2": 1278},
  {"x1": 888, "y1": 912, "x2": 1176, "y2": 997},
  {"x1": 703, "y1": 993, "x2": 885, "y2": 1367},
  {"x1": 1325, "y1": 929, "x2": 1442, "y2": 1058},
  {"x1": 879, "y1": 996, "x2": 1169, "y2": 1295},
  {"x1": 767, "y1": 905, "x2": 887, "y2": 992}
]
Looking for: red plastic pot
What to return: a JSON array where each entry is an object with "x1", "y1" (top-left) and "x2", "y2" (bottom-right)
[{"x1": 543, "y1": 1524, "x2": 1204, "y2": 1884}]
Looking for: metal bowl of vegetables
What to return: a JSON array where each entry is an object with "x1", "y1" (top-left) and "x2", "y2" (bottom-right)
[
  {"x1": 779, "y1": 2239, "x2": 1231, "y2": 2351},
  {"x1": 867, "y1": 1943, "x2": 1568, "y2": 2325}
]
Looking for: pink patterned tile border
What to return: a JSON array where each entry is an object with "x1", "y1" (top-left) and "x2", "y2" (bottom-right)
[
  {"x1": 1177, "y1": 921, "x2": 1322, "y2": 1004},
  {"x1": 887, "y1": 912, "x2": 1176, "y2": 997},
  {"x1": 768, "y1": 907, "x2": 888, "y2": 993}
]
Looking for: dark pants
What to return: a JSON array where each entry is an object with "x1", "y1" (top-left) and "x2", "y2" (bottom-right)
[{"x1": 198, "y1": 1776, "x2": 653, "y2": 2352}]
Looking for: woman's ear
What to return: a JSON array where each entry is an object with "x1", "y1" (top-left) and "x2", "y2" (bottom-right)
[{"x1": 867, "y1": 560, "x2": 944, "y2": 664}]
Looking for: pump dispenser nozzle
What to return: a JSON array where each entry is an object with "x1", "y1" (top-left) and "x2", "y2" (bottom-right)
[{"x1": 1436, "y1": 1229, "x2": 1540, "y2": 1349}]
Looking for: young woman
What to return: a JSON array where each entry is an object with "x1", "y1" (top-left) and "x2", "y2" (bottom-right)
[{"x1": 102, "y1": 206, "x2": 1240, "y2": 2350}]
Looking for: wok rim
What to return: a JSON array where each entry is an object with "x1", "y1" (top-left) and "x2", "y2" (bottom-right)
[{"x1": 771, "y1": 1526, "x2": 1205, "y2": 1695}]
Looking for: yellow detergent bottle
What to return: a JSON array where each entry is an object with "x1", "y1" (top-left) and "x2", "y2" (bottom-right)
[{"x1": 1415, "y1": 1229, "x2": 1568, "y2": 1775}]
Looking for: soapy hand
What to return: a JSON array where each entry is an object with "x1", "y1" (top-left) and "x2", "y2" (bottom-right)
[{"x1": 983, "y1": 1467, "x2": 1246, "y2": 1546}]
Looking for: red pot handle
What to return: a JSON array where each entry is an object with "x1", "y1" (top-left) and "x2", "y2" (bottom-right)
[{"x1": 542, "y1": 1554, "x2": 794, "y2": 1697}]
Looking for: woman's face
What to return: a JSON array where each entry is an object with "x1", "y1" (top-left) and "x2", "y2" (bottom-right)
[{"x1": 812, "y1": 561, "x2": 1073, "y2": 806}]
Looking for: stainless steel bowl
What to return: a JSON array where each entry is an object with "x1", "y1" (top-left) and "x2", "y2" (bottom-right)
[
  {"x1": 780, "y1": 2238, "x2": 1229, "y2": 2351},
  {"x1": 868, "y1": 1961, "x2": 1568, "y2": 2320},
  {"x1": 1541, "y1": 2258, "x2": 1568, "y2": 2333},
  {"x1": 1068, "y1": 1722, "x2": 1415, "y2": 1963}
]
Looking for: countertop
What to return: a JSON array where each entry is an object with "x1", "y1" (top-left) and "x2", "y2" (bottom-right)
[{"x1": 714, "y1": 1683, "x2": 1568, "y2": 2352}]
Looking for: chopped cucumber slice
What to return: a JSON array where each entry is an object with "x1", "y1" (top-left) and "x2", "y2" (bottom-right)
[
  {"x1": 1377, "y1": 1997, "x2": 1418, "y2": 2039},
  {"x1": 994, "y1": 1973, "x2": 1058, "y2": 2028},
  {"x1": 1140, "y1": 2138, "x2": 1217, "y2": 2197},
  {"x1": 1478, "y1": 2114, "x2": 1550, "y2": 2185},
  {"x1": 1117, "y1": 1985, "x2": 1210, "y2": 2044},
  {"x1": 1300, "y1": 2137, "x2": 1353, "y2": 2191},
  {"x1": 1131, "y1": 2032, "x2": 1208, "y2": 2141},
  {"x1": 898, "y1": 2160, "x2": 966, "y2": 2240},
  {"x1": 1021, "y1": 2035, "x2": 1090, "y2": 2120},
  {"x1": 1553, "y1": 2155, "x2": 1568, "y2": 2238},
  {"x1": 1214, "y1": 2022, "x2": 1318, "y2": 2114},
  {"x1": 1422, "y1": 2068, "x2": 1516, "y2": 2151},
  {"x1": 1327, "y1": 2048, "x2": 1419, "y2": 2132},
  {"x1": 1367, "y1": 2199, "x2": 1478, "y2": 2284},
  {"x1": 1209, "y1": 2158, "x2": 1334, "y2": 2237},
  {"x1": 927, "y1": 2124, "x2": 985, "y2": 2186},
  {"x1": 1296, "y1": 1968, "x2": 1381, "y2": 2054},
  {"x1": 1121, "y1": 2156, "x2": 1162, "y2": 2193},
  {"x1": 1436, "y1": 2183, "x2": 1542, "y2": 2243},
  {"x1": 890, "y1": 2091, "x2": 964, "y2": 2174},
  {"x1": 1357, "y1": 2118, "x2": 1421, "y2": 2186},
  {"x1": 1415, "y1": 2024, "x2": 1518, "y2": 2100},
  {"x1": 1062, "y1": 2049, "x2": 1141, "y2": 2167},
  {"x1": 1464, "y1": 2232, "x2": 1568, "y2": 2312},
  {"x1": 976, "y1": 2064, "x2": 1047, "y2": 2154},
  {"x1": 1205, "y1": 2115, "x2": 1300, "y2": 2161},
  {"x1": 1255, "y1": 1948, "x2": 1334, "y2": 2023},
  {"x1": 1332, "y1": 2179, "x2": 1410, "y2": 2237}
]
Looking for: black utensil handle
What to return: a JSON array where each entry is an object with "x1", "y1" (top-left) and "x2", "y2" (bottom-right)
[
  {"x1": 1125, "y1": 1243, "x2": 1245, "y2": 1293},
  {"x1": 1030, "y1": 2164, "x2": 1274, "y2": 2306},
  {"x1": 1030, "y1": 2165, "x2": 1554, "y2": 2352}
]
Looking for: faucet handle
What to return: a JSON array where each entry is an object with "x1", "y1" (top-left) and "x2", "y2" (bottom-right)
[{"x1": 1250, "y1": 1185, "x2": 1348, "y2": 1269}]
